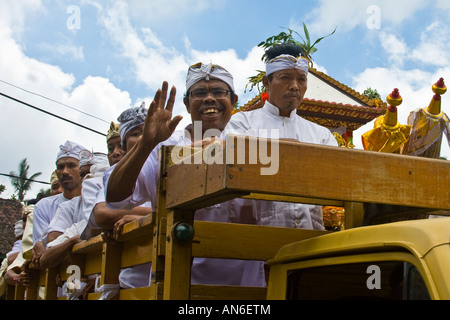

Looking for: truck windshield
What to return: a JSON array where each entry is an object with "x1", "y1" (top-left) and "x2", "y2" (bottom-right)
[{"x1": 286, "y1": 261, "x2": 430, "y2": 300}]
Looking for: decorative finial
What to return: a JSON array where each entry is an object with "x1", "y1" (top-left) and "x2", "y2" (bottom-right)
[
  {"x1": 386, "y1": 88, "x2": 403, "y2": 111},
  {"x1": 428, "y1": 78, "x2": 446, "y2": 114}
]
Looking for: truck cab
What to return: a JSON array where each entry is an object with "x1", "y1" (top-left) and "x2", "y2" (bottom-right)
[{"x1": 267, "y1": 217, "x2": 450, "y2": 300}]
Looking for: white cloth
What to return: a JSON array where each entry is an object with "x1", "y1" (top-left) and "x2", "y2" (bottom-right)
[
  {"x1": 225, "y1": 101, "x2": 338, "y2": 230},
  {"x1": 56, "y1": 140, "x2": 85, "y2": 163},
  {"x1": 14, "y1": 220, "x2": 24, "y2": 238},
  {"x1": 32, "y1": 193, "x2": 70, "y2": 245},
  {"x1": 46, "y1": 220, "x2": 87, "y2": 248},
  {"x1": 42, "y1": 197, "x2": 80, "y2": 246},
  {"x1": 266, "y1": 54, "x2": 309, "y2": 76},
  {"x1": 7, "y1": 240, "x2": 22, "y2": 257},
  {"x1": 186, "y1": 62, "x2": 235, "y2": 92},
  {"x1": 43, "y1": 177, "x2": 106, "y2": 246},
  {"x1": 105, "y1": 129, "x2": 266, "y2": 287}
]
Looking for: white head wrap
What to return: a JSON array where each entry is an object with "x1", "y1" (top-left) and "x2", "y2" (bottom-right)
[
  {"x1": 79, "y1": 149, "x2": 95, "y2": 168},
  {"x1": 89, "y1": 153, "x2": 110, "y2": 178},
  {"x1": 78, "y1": 151, "x2": 110, "y2": 179},
  {"x1": 186, "y1": 62, "x2": 235, "y2": 92},
  {"x1": 117, "y1": 102, "x2": 148, "y2": 147},
  {"x1": 56, "y1": 141, "x2": 86, "y2": 164},
  {"x1": 14, "y1": 220, "x2": 24, "y2": 238},
  {"x1": 266, "y1": 54, "x2": 309, "y2": 76}
]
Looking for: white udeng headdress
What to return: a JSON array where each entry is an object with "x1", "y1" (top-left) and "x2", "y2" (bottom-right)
[
  {"x1": 186, "y1": 62, "x2": 235, "y2": 92},
  {"x1": 265, "y1": 54, "x2": 309, "y2": 76},
  {"x1": 56, "y1": 141, "x2": 86, "y2": 163}
]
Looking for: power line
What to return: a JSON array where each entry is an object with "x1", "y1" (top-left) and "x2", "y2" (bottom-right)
[
  {"x1": 0, "y1": 79, "x2": 110, "y2": 124},
  {"x1": 0, "y1": 91, "x2": 107, "y2": 137},
  {"x1": 0, "y1": 173, "x2": 50, "y2": 185}
]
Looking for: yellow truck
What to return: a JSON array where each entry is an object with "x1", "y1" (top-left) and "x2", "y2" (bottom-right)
[
  {"x1": 267, "y1": 217, "x2": 450, "y2": 300},
  {"x1": 5, "y1": 136, "x2": 450, "y2": 301}
]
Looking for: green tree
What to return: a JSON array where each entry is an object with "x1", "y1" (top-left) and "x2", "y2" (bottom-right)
[{"x1": 9, "y1": 158, "x2": 42, "y2": 201}]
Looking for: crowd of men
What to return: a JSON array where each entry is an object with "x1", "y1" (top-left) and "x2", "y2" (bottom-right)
[{"x1": 0, "y1": 43, "x2": 338, "y2": 299}]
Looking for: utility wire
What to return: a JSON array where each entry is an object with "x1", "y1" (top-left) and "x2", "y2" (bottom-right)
[
  {"x1": 0, "y1": 79, "x2": 109, "y2": 124},
  {"x1": 0, "y1": 173, "x2": 50, "y2": 185},
  {"x1": 0, "y1": 92, "x2": 106, "y2": 137}
]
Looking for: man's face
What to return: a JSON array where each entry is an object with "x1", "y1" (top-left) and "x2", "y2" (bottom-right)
[
  {"x1": 184, "y1": 79, "x2": 237, "y2": 134},
  {"x1": 56, "y1": 157, "x2": 81, "y2": 191},
  {"x1": 50, "y1": 180, "x2": 63, "y2": 196},
  {"x1": 107, "y1": 135, "x2": 125, "y2": 165},
  {"x1": 263, "y1": 68, "x2": 308, "y2": 117},
  {"x1": 124, "y1": 125, "x2": 144, "y2": 152},
  {"x1": 79, "y1": 165, "x2": 92, "y2": 180}
]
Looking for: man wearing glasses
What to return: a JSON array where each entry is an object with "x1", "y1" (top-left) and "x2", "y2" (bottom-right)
[{"x1": 105, "y1": 63, "x2": 265, "y2": 288}]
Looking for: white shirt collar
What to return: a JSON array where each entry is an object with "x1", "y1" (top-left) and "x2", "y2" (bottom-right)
[{"x1": 263, "y1": 101, "x2": 298, "y2": 119}]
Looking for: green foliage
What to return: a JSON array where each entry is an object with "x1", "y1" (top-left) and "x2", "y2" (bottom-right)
[
  {"x1": 9, "y1": 158, "x2": 42, "y2": 201},
  {"x1": 246, "y1": 23, "x2": 336, "y2": 94},
  {"x1": 258, "y1": 23, "x2": 337, "y2": 63},
  {"x1": 0, "y1": 184, "x2": 5, "y2": 196},
  {"x1": 363, "y1": 87, "x2": 382, "y2": 100}
]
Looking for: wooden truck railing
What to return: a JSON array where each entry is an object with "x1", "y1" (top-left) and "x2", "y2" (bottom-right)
[{"x1": 6, "y1": 135, "x2": 449, "y2": 300}]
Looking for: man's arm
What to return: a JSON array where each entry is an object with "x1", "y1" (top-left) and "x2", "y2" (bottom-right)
[
  {"x1": 94, "y1": 202, "x2": 152, "y2": 229},
  {"x1": 106, "y1": 81, "x2": 182, "y2": 203},
  {"x1": 40, "y1": 236, "x2": 81, "y2": 269}
]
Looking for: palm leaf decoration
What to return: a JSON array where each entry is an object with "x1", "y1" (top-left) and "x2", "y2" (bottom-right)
[{"x1": 245, "y1": 23, "x2": 336, "y2": 94}]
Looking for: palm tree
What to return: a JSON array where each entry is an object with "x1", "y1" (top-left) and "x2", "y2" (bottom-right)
[{"x1": 9, "y1": 158, "x2": 42, "y2": 201}]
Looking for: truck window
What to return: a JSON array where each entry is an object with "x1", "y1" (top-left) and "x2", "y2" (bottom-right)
[{"x1": 286, "y1": 261, "x2": 430, "y2": 300}]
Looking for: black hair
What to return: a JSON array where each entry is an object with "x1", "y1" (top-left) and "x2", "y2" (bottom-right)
[
  {"x1": 264, "y1": 43, "x2": 306, "y2": 81},
  {"x1": 264, "y1": 43, "x2": 306, "y2": 61}
]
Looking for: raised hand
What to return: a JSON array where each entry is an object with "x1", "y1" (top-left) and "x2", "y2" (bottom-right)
[{"x1": 141, "y1": 81, "x2": 183, "y2": 148}]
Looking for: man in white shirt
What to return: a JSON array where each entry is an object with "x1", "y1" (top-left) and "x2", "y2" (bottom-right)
[
  {"x1": 31, "y1": 140, "x2": 86, "y2": 267},
  {"x1": 105, "y1": 63, "x2": 265, "y2": 287},
  {"x1": 226, "y1": 43, "x2": 338, "y2": 230},
  {"x1": 41, "y1": 152, "x2": 110, "y2": 247}
]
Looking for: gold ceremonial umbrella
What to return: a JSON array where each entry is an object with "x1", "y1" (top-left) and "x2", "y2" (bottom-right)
[
  {"x1": 362, "y1": 88, "x2": 411, "y2": 154},
  {"x1": 402, "y1": 78, "x2": 450, "y2": 158}
]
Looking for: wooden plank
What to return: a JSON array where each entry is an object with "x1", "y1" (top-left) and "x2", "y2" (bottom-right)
[
  {"x1": 83, "y1": 251, "x2": 102, "y2": 276},
  {"x1": 72, "y1": 235, "x2": 103, "y2": 254},
  {"x1": 119, "y1": 286, "x2": 151, "y2": 300},
  {"x1": 192, "y1": 221, "x2": 327, "y2": 261},
  {"x1": 167, "y1": 136, "x2": 450, "y2": 211},
  {"x1": 190, "y1": 285, "x2": 267, "y2": 300},
  {"x1": 121, "y1": 235, "x2": 153, "y2": 268},
  {"x1": 117, "y1": 213, "x2": 154, "y2": 242}
]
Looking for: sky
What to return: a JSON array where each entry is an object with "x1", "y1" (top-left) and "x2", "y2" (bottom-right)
[{"x1": 1, "y1": 0, "x2": 449, "y2": 200}]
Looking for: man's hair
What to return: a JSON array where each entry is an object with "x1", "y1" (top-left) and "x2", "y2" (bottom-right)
[
  {"x1": 264, "y1": 43, "x2": 306, "y2": 61},
  {"x1": 265, "y1": 43, "x2": 306, "y2": 82}
]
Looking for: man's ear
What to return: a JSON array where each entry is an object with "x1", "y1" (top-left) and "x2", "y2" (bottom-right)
[
  {"x1": 232, "y1": 93, "x2": 238, "y2": 106},
  {"x1": 183, "y1": 96, "x2": 191, "y2": 114},
  {"x1": 262, "y1": 75, "x2": 270, "y2": 91}
]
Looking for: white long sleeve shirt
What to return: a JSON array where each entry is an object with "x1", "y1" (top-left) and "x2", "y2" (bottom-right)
[{"x1": 226, "y1": 101, "x2": 338, "y2": 230}]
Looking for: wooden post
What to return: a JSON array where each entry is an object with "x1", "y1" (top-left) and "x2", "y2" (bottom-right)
[
  {"x1": 98, "y1": 242, "x2": 122, "y2": 300},
  {"x1": 344, "y1": 202, "x2": 365, "y2": 229},
  {"x1": 44, "y1": 267, "x2": 58, "y2": 300},
  {"x1": 163, "y1": 208, "x2": 195, "y2": 300}
]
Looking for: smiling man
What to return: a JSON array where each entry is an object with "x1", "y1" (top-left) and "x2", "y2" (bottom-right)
[
  {"x1": 105, "y1": 63, "x2": 266, "y2": 287},
  {"x1": 31, "y1": 140, "x2": 85, "y2": 267},
  {"x1": 226, "y1": 43, "x2": 338, "y2": 231}
]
